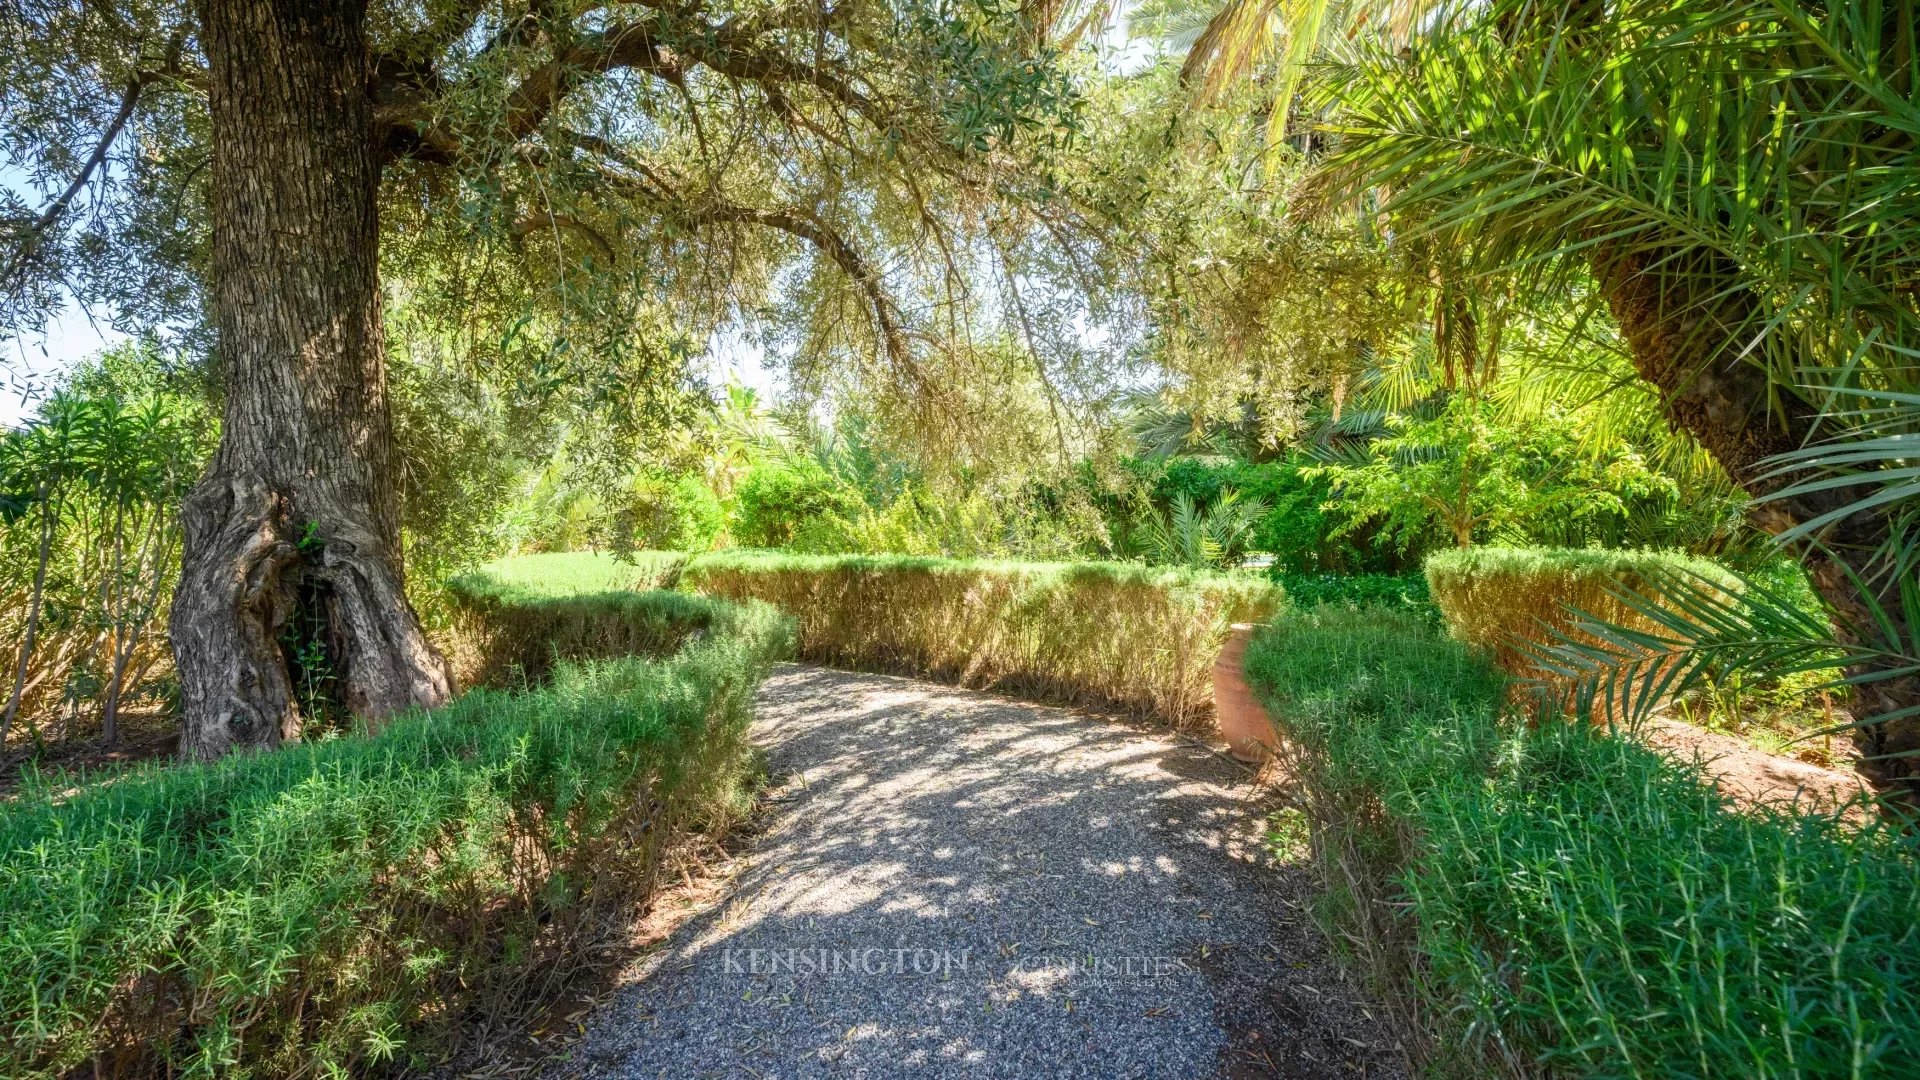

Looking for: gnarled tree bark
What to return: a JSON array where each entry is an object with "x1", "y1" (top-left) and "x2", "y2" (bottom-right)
[{"x1": 173, "y1": 0, "x2": 451, "y2": 761}]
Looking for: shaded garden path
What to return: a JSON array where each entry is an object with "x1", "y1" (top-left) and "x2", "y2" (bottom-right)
[{"x1": 553, "y1": 665, "x2": 1403, "y2": 1079}]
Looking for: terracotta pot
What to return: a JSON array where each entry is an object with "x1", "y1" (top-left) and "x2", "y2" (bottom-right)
[{"x1": 1213, "y1": 622, "x2": 1277, "y2": 763}]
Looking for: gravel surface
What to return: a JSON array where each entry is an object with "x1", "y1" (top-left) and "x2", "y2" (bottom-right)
[{"x1": 552, "y1": 665, "x2": 1405, "y2": 1079}]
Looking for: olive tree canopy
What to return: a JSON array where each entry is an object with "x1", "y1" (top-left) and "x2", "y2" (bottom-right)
[{"x1": 2, "y1": 0, "x2": 1087, "y2": 757}]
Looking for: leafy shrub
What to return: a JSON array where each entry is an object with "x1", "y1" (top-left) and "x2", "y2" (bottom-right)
[
  {"x1": 1242, "y1": 469, "x2": 1358, "y2": 571},
  {"x1": 1134, "y1": 455, "x2": 1395, "y2": 573},
  {"x1": 1311, "y1": 394, "x2": 1741, "y2": 554},
  {"x1": 676, "y1": 549, "x2": 1280, "y2": 728},
  {"x1": 1148, "y1": 455, "x2": 1238, "y2": 506},
  {"x1": 387, "y1": 346, "x2": 523, "y2": 593},
  {"x1": 1276, "y1": 571, "x2": 1433, "y2": 617},
  {"x1": 1245, "y1": 608, "x2": 1920, "y2": 1077},
  {"x1": 730, "y1": 460, "x2": 865, "y2": 550},
  {"x1": 1425, "y1": 546, "x2": 1737, "y2": 703},
  {"x1": 614, "y1": 473, "x2": 726, "y2": 554},
  {"x1": 0, "y1": 588, "x2": 790, "y2": 1078},
  {"x1": 0, "y1": 346, "x2": 216, "y2": 749}
]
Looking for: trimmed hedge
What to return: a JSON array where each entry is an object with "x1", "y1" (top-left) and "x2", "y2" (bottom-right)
[
  {"x1": 1425, "y1": 546, "x2": 1737, "y2": 709},
  {"x1": 450, "y1": 550, "x2": 691, "y2": 599},
  {"x1": 463, "y1": 550, "x2": 1281, "y2": 726},
  {"x1": 1247, "y1": 608, "x2": 1920, "y2": 1078},
  {"x1": 677, "y1": 549, "x2": 1281, "y2": 728},
  {"x1": 443, "y1": 560, "x2": 724, "y2": 687},
  {"x1": 0, "y1": 587, "x2": 791, "y2": 1078}
]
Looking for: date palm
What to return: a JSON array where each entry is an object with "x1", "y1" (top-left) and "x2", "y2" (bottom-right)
[
  {"x1": 1137, "y1": 488, "x2": 1269, "y2": 568},
  {"x1": 1311, "y1": 0, "x2": 1920, "y2": 806},
  {"x1": 1143, "y1": 0, "x2": 1437, "y2": 152},
  {"x1": 1162, "y1": 0, "x2": 1920, "y2": 807}
]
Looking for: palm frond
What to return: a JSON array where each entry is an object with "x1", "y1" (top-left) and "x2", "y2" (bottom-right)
[
  {"x1": 1527, "y1": 563, "x2": 1920, "y2": 751},
  {"x1": 1177, "y1": 0, "x2": 1448, "y2": 151},
  {"x1": 1754, "y1": 386, "x2": 1920, "y2": 547},
  {"x1": 1313, "y1": 0, "x2": 1920, "y2": 430}
]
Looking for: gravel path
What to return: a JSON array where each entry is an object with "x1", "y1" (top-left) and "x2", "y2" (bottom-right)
[{"x1": 554, "y1": 665, "x2": 1404, "y2": 1079}]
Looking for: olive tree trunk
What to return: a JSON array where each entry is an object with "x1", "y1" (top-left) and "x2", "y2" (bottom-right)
[
  {"x1": 1596, "y1": 245, "x2": 1920, "y2": 809},
  {"x1": 172, "y1": 0, "x2": 452, "y2": 761}
]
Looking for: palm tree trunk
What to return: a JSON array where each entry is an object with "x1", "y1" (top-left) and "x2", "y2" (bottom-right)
[{"x1": 1594, "y1": 244, "x2": 1920, "y2": 808}]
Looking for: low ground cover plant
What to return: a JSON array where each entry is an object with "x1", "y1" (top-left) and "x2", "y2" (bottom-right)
[
  {"x1": 1246, "y1": 608, "x2": 1920, "y2": 1077},
  {"x1": 0, "y1": 588, "x2": 790, "y2": 1078}
]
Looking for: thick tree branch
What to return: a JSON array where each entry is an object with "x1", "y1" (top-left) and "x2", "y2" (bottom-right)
[
  {"x1": 3, "y1": 29, "x2": 204, "y2": 291},
  {"x1": 380, "y1": 4, "x2": 893, "y2": 164},
  {"x1": 679, "y1": 23, "x2": 882, "y2": 125},
  {"x1": 546, "y1": 131, "x2": 915, "y2": 373},
  {"x1": 376, "y1": 102, "x2": 464, "y2": 165},
  {"x1": 555, "y1": 129, "x2": 678, "y2": 198},
  {"x1": 504, "y1": 22, "x2": 679, "y2": 138}
]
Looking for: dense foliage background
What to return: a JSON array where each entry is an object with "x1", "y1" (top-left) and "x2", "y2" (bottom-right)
[
  {"x1": 2, "y1": 0, "x2": 1903, "y2": 786},
  {"x1": 6, "y1": 2, "x2": 1919, "y2": 1074}
]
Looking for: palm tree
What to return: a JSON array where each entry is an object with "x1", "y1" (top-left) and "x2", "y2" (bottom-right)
[
  {"x1": 1306, "y1": 0, "x2": 1920, "y2": 807},
  {"x1": 1156, "y1": 0, "x2": 1920, "y2": 809},
  {"x1": 1137, "y1": 489, "x2": 1271, "y2": 567},
  {"x1": 1152, "y1": 0, "x2": 1439, "y2": 157}
]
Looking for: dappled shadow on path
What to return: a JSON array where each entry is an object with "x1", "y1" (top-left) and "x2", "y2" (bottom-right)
[{"x1": 554, "y1": 665, "x2": 1403, "y2": 1080}]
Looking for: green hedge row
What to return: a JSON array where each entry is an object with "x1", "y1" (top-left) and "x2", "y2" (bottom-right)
[
  {"x1": 497, "y1": 549, "x2": 1282, "y2": 728},
  {"x1": 1246, "y1": 608, "x2": 1919, "y2": 1077},
  {"x1": 448, "y1": 550, "x2": 693, "y2": 599},
  {"x1": 444, "y1": 560, "x2": 741, "y2": 687},
  {"x1": 1, "y1": 587, "x2": 791, "y2": 1078}
]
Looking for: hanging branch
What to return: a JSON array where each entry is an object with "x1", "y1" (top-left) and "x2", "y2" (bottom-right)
[{"x1": 1, "y1": 79, "x2": 143, "y2": 290}]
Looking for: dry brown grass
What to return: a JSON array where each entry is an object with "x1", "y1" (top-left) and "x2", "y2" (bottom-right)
[
  {"x1": 679, "y1": 550, "x2": 1281, "y2": 730},
  {"x1": 1425, "y1": 546, "x2": 1737, "y2": 719}
]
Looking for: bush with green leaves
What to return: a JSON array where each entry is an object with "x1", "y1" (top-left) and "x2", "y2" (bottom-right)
[
  {"x1": 1312, "y1": 394, "x2": 1702, "y2": 552},
  {"x1": 0, "y1": 345, "x2": 215, "y2": 749},
  {"x1": 1131, "y1": 454, "x2": 1398, "y2": 573},
  {"x1": 613, "y1": 473, "x2": 726, "y2": 555},
  {"x1": 1235, "y1": 463, "x2": 1383, "y2": 573},
  {"x1": 0, "y1": 586, "x2": 790, "y2": 1078},
  {"x1": 730, "y1": 459, "x2": 866, "y2": 551},
  {"x1": 1246, "y1": 607, "x2": 1920, "y2": 1077},
  {"x1": 1276, "y1": 570, "x2": 1433, "y2": 617}
]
